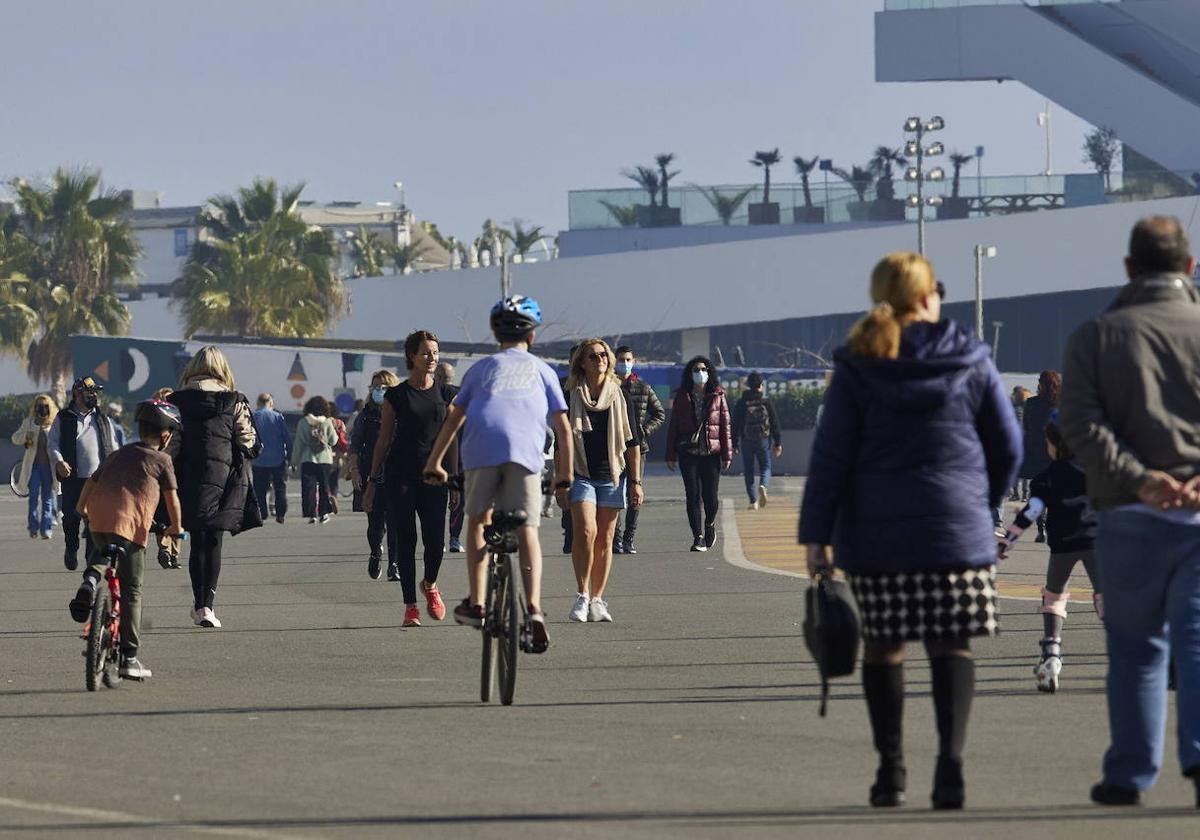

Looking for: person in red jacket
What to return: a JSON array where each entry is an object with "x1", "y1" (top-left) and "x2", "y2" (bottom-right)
[{"x1": 665, "y1": 356, "x2": 733, "y2": 551}]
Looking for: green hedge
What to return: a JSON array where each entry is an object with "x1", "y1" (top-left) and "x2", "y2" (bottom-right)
[
  {"x1": 728, "y1": 386, "x2": 825, "y2": 430},
  {"x1": 0, "y1": 394, "x2": 42, "y2": 438}
]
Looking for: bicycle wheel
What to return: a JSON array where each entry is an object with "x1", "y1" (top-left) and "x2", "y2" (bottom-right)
[
  {"x1": 497, "y1": 555, "x2": 520, "y2": 706},
  {"x1": 84, "y1": 587, "x2": 112, "y2": 692},
  {"x1": 9, "y1": 461, "x2": 27, "y2": 498},
  {"x1": 480, "y1": 559, "x2": 499, "y2": 703}
]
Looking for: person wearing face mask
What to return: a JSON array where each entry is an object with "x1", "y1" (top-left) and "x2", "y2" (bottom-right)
[
  {"x1": 665, "y1": 357, "x2": 733, "y2": 551},
  {"x1": 11, "y1": 394, "x2": 61, "y2": 540},
  {"x1": 349, "y1": 370, "x2": 401, "y2": 581},
  {"x1": 66, "y1": 400, "x2": 185, "y2": 681},
  {"x1": 251, "y1": 393, "x2": 291, "y2": 526},
  {"x1": 49, "y1": 377, "x2": 121, "y2": 570},
  {"x1": 612, "y1": 346, "x2": 665, "y2": 555}
]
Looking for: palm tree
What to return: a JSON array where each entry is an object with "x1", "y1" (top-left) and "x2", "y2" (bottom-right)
[
  {"x1": 832, "y1": 165, "x2": 874, "y2": 202},
  {"x1": 346, "y1": 224, "x2": 387, "y2": 277},
  {"x1": 622, "y1": 166, "x2": 660, "y2": 208},
  {"x1": 750, "y1": 149, "x2": 782, "y2": 204},
  {"x1": 869, "y1": 146, "x2": 909, "y2": 201},
  {"x1": 392, "y1": 240, "x2": 434, "y2": 274},
  {"x1": 793, "y1": 156, "x2": 820, "y2": 209},
  {"x1": 178, "y1": 178, "x2": 343, "y2": 338},
  {"x1": 949, "y1": 152, "x2": 975, "y2": 198},
  {"x1": 655, "y1": 154, "x2": 680, "y2": 208},
  {"x1": 697, "y1": 186, "x2": 755, "y2": 225},
  {"x1": 509, "y1": 221, "x2": 545, "y2": 260},
  {"x1": 599, "y1": 201, "x2": 638, "y2": 228}
]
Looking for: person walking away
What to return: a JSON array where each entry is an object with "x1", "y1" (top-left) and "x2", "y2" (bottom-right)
[
  {"x1": 326, "y1": 404, "x2": 350, "y2": 514},
  {"x1": 1021, "y1": 371, "x2": 1060, "y2": 542},
  {"x1": 49, "y1": 377, "x2": 120, "y2": 570},
  {"x1": 106, "y1": 402, "x2": 129, "y2": 447},
  {"x1": 664, "y1": 357, "x2": 733, "y2": 551},
  {"x1": 67, "y1": 400, "x2": 184, "y2": 680},
  {"x1": 291, "y1": 396, "x2": 337, "y2": 524},
  {"x1": 435, "y1": 361, "x2": 466, "y2": 553},
  {"x1": 251, "y1": 393, "x2": 290, "y2": 525},
  {"x1": 732, "y1": 371, "x2": 783, "y2": 511},
  {"x1": 145, "y1": 386, "x2": 185, "y2": 569},
  {"x1": 168, "y1": 346, "x2": 263, "y2": 628},
  {"x1": 564, "y1": 340, "x2": 644, "y2": 623},
  {"x1": 1009, "y1": 387, "x2": 1032, "y2": 501},
  {"x1": 422, "y1": 295, "x2": 572, "y2": 654},
  {"x1": 363, "y1": 331, "x2": 455, "y2": 628},
  {"x1": 612, "y1": 346, "x2": 665, "y2": 554},
  {"x1": 350, "y1": 370, "x2": 400, "y2": 581},
  {"x1": 1060, "y1": 215, "x2": 1200, "y2": 808},
  {"x1": 799, "y1": 252, "x2": 1021, "y2": 810},
  {"x1": 998, "y1": 420, "x2": 1101, "y2": 693},
  {"x1": 12, "y1": 394, "x2": 60, "y2": 540}
]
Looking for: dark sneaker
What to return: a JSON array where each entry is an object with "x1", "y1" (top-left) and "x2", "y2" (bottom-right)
[
  {"x1": 157, "y1": 547, "x2": 173, "y2": 570},
  {"x1": 68, "y1": 577, "x2": 97, "y2": 623},
  {"x1": 119, "y1": 656, "x2": 152, "y2": 680},
  {"x1": 1090, "y1": 782, "x2": 1140, "y2": 806},
  {"x1": 387, "y1": 560, "x2": 400, "y2": 582},
  {"x1": 169, "y1": 555, "x2": 181, "y2": 570},
  {"x1": 1035, "y1": 533, "x2": 1047, "y2": 544},
  {"x1": 623, "y1": 538, "x2": 637, "y2": 555},
  {"x1": 690, "y1": 535, "x2": 706, "y2": 552},
  {"x1": 612, "y1": 539, "x2": 625, "y2": 555},
  {"x1": 528, "y1": 608, "x2": 549, "y2": 654},
  {"x1": 704, "y1": 523, "x2": 717, "y2": 549},
  {"x1": 562, "y1": 536, "x2": 572, "y2": 555},
  {"x1": 276, "y1": 515, "x2": 285, "y2": 524},
  {"x1": 453, "y1": 599, "x2": 485, "y2": 628},
  {"x1": 64, "y1": 549, "x2": 78, "y2": 572},
  {"x1": 368, "y1": 554, "x2": 382, "y2": 581}
]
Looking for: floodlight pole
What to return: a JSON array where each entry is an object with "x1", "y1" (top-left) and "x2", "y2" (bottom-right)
[
  {"x1": 917, "y1": 140, "x2": 926, "y2": 256},
  {"x1": 974, "y1": 244, "x2": 997, "y2": 341}
]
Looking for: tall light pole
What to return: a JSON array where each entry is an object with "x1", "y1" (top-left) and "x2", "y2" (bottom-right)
[
  {"x1": 1037, "y1": 102, "x2": 1053, "y2": 176},
  {"x1": 974, "y1": 244, "x2": 998, "y2": 341},
  {"x1": 903, "y1": 115, "x2": 946, "y2": 256}
]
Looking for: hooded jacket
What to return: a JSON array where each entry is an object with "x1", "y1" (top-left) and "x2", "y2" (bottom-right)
[{"x1": 798, "y1": 319, "x2": 1022, "y2": 575}]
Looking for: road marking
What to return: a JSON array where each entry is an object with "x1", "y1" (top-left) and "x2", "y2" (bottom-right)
[
  {"x1": 720, "y1": 497, "x2": 804, "y2": 580},
  {"x1": 0, "y1": 796, "x2": 311, "y2": 840}
]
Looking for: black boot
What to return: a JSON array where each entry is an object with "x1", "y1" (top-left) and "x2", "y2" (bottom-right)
[
  {"x1": 863, "y1": 662, "x2": 906, "y2": 807},
  {"x1": 929, "y1": 655, "x2": 974, "y2": 810}
]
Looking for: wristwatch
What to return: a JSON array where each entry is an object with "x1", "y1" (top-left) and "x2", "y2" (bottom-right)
[
  {"x1": 630, "y1": 479, "x2": 643, "y2": 486},
  {"x1": 554, "y1": 480, "x2": 572, "y2": 490}
]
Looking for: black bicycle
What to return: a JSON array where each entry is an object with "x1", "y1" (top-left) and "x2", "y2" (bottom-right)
[{"x1": 480, "y1": 509, "x2": 533, "y2": 706}]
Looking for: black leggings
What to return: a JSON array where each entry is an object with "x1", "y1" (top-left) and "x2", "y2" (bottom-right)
[
  {"x1": 679, "y1": 452, "x2": 721, "y2": 537},
  {"x1": 300, "y1": 462, "x2": 332, "y2": 518},
  {"x1": 387, "y1": 481, "x2": 449, "y2": 604},
  {"x1": 189, "y1": 529, "x2": 224, "y2": 610},
  {"x1": 367, "y1": 491, "x2": 397, "y2": 562}
]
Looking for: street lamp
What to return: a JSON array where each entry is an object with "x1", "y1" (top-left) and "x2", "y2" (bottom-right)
[
  {"x1": 974, "y1": 244, "x2": 998, "y2": 341},
  {"x1": 393, "y1": 180, "x2": 406, "y2": 210},
  {"x1": 903, "y1": 115, "x2": 946, "y2": 255}
]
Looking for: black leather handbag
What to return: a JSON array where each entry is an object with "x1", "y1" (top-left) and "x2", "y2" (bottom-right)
[{"x1": 803, "y1": 570, "x2": 861, "y2": 717}]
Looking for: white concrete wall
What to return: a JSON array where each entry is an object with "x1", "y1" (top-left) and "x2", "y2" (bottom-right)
[{"x1": 136, "y1": 226, "x2": 192, "y2": 286}]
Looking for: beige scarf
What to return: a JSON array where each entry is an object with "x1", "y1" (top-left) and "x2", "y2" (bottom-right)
[{"x1": 569, "y1": 377, "x2": 632, "y2": 481}]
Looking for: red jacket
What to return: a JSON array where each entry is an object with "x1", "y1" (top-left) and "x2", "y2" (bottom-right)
[{"x1": 665, "y1": 386, "x2": 733, "y2": 462}]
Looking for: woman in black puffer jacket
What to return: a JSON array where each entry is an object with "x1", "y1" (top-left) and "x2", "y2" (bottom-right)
[
  {"x1": 1019, "y1": 370, "x2": 1060, "y2": 541},
  {"x1": 168, "y1": 346, "x2": 262, "y2": 629},
  {"x1": 799, "y1": 253, "x2": 1021, "y2": 811}
]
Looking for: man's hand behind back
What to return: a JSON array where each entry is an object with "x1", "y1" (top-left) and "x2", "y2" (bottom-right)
[{"x1": 1138, "y1": 470, "x2": 1187, "y2": 510}]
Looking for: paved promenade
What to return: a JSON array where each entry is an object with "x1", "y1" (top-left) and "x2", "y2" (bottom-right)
[{"x1": 0, "y1": 474, "x2": 1193, "y2": 838}]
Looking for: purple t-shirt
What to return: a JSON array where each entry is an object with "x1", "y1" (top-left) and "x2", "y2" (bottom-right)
[{"x1": 454, "y1": 348, "x2": 567, "y2": 473}]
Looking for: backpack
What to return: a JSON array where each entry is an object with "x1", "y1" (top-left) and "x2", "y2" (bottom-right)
[
  {"x1": 332, "y1": 418, "x2": 349, "y2": 454},
  {"x1": 743, "y1": 398, "x2": 772, "y2": 440},
  {"x1": 308, "y1": 419, "x2": 329, "y2": 454}
]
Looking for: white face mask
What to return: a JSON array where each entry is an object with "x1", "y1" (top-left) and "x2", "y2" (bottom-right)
[{"x1": 692, "y1": 370, "x2": 709, "y2": 386}]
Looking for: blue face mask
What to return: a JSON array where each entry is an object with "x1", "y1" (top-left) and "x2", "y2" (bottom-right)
[
  {"x1": 692, "y1": 370, "x2": 709, "y2": 386},
  {"x1": 615, "y1": 361, "x2": 633, "y2": 377},
  {"x1": 370, "y1": 387, "x2": 386, "y2": 404}
]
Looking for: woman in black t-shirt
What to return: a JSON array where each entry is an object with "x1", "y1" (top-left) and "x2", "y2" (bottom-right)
[{"x1": 363, "y1": 330, "x2": 457, "y2": 628}]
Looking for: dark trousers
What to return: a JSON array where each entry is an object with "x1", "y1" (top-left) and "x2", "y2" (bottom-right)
[
  {"x1": 448, "y1": 492, "x2": 464, "y2": 543},
  {"x1": 367, "y1": 491, "x2": 397, "y2": 562},
  {"x1": 679, "y1": 451, "x2": 721, "y2": 537},
  {"x1": 189, "y1": 529, "x2": 224, "y2": 610},
  {"x1": 60, "y1": 475, "x2": 90, "y2": 561},
  {"x1": 387, "y1": 480, "x2": 448, "y2": 604},
  {"x1": 252, "y1": 464, "x2": 288, "y2": 522},
  {"x1": 300, "y1": 462, "x2": 332, "y2": 518}
]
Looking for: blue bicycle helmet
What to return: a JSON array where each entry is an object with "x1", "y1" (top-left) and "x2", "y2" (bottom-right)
[{"x1": 490, "y1": 295, "x2": 543, "y2": 339}]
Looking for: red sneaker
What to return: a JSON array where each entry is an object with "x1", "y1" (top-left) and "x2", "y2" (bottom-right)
[
  {"x1": 403, "y1": 604, "x2": 421, "y2": 627},
  {"x1": 422, "y1": 581, "x2": 446, "y2": 621}
]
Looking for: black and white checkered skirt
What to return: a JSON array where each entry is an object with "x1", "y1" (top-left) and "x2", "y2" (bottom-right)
[{"x1": 847, "y1": 566, "x2": 999, "y2": 644}]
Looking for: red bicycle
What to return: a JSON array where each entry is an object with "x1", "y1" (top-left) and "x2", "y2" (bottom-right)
[{"x1": 82, "y1": 544, "x2": 125, "y2": 691}]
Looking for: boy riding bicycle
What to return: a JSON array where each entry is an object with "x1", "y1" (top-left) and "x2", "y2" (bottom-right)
[
  {"x1": 422, "y1": 295, "x2": 574, "y2": 653},
  {"x1": 67, "y1": 400, "x2": 184, "y2": 680}
]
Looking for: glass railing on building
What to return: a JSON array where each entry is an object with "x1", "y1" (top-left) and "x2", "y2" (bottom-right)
[
  {"x1": 882, "y1": 1, "x2": 1118, "y2": 10},
  {"x1": 567, "y1": 169, "x2": 1197, "y2": 231}
]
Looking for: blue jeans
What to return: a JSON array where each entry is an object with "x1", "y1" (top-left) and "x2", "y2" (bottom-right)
[
  {"x1": 1096, "y1": 509, "x2": 1200, "y2": 789},
  {"x1": 741, "y1": 438, "x2": 772, "y2": 503},
  {"x1": 27, "y1": 463, "x2": 55, "y2": 536}
]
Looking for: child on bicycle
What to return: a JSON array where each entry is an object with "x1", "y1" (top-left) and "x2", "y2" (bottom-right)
[
  {"x1": 421, "y1": 295, "x2": 573, "y2": 653},
  {"x1": 997, "y1": 418, "x2": 1101, "y2": 693},
  {"x1": 67, "y1": 400, "x2": 184, "y2": 680}
]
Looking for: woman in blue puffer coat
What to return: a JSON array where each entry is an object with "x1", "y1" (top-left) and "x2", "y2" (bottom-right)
[{"x1": 799, "y1": 252, "x2": 1021, "y2": 811}]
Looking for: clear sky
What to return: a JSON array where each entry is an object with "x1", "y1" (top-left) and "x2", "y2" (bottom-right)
[{"x1": 3, "y1": 0, "x2": 1093, "y2": 243}]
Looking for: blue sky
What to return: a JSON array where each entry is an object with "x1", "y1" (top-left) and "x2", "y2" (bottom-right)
[{"x1": 4, "y1": 0, "x2": 1092, "y2": 242}]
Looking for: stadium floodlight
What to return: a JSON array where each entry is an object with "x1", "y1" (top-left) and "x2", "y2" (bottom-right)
[
  {"x1": 903, "y1": 115, "x2": 948, "y2": 255},
  {"x1": 927, "y1": 167, "x2": 945, "y2": 182},
  {"x1": 905, "y1": 167, "x2": 920, "y2": 182},
  {"x1": 905, "y1": 140, "x2": 920, "y2": 156},
  {"x1": 925, "y1": 116, "x2": 945, "y2": 132},
  {"x1": 904, "y1": 116, "x2": 922, "y2": 132},
  {"x1": 925, "y1": 141, "x2": 945, "y2": 157}
]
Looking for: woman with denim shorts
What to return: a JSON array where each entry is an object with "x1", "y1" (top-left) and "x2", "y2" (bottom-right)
[{"x1": 564, "y1": 339, "x2": 643, "y2": 623}]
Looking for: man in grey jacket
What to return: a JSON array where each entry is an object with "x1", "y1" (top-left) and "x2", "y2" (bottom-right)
[{"x1": 1060, "y1": 215, "x2": 1200, "y2": 808}]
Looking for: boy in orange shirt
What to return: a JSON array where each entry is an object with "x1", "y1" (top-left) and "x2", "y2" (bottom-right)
[{"x1": 67, "y1": 400, "x2": 184, "y2": 680}]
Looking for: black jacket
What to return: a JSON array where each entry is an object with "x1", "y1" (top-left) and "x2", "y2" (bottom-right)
[
  {"x1": 732, "y1": 392, "x2": 782, "y2": 448},
  {"x1": 1020, "y1": 394, "x2": 1056, "y2": 479},
  {"x1": 168, "y1": 389, "x2": 262, "y2": 534}
]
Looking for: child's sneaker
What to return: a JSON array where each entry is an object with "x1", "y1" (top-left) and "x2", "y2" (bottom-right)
[
  {"x1": 68, "y1": 574, "x2": 99, "y2": 623},
  {"x1": 119, "y1": 656, "x2": 152, "y2": 680},
  {"x1": 1034, "y1": 654, "x2": 1062, "y2": 693}
]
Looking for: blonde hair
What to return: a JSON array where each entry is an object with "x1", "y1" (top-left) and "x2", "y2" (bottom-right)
[
  {"x1": 566, "y1": 338, "x2": 618, "y2": 391},
  {"x1": 847, "y1": 252, "x2": 937, "y2": 359},
  {"x1": 29, "y1": 393, "x2": 57, "y2": 426},
  {"x1": 369, "y1": 368, "x2": 400, "y2": 389},
  {"x1": 179, "y1": 345, "x2": 237, "y2": 391},
  {"x1": 151, "y1": 387, "x2": 173, "y2": 401}
]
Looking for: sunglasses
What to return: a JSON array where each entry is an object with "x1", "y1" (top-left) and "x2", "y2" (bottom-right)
[
  {"x1": 935, "y1": 281, "x2": 946, "y2": 299},
  {"x1": 586, "y1": 352, "x2": 607, "y2": 361}
]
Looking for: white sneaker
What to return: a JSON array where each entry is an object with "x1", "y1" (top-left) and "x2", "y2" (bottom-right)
[
  {"x1": 119, "y1": 656, "x2": 152, "y2": 680},
  {"x1": 197, "y1": 607, "x2": 222, "y2": 629},
  {"x1": 308, "y1": 517, "x2": 317, "y2": 524},
  {"x1": 1034, "y1": 655, "x2": 1061, "y2": 693},
  {"x1": 748, "y1": 500, "x2": 758, "y2": 511},
  {"x1": 588, "y1": 598, "x2": 612, "y2": 623},
  {"x1": 568, "y1": 592, "x2": 589, "y2": 622},
  {"x1": 758, "y1": 485, "x2": 769, "y2": 507},
  {"x1": 319, "y1": 514, "x2": 331, "y2": 524}
]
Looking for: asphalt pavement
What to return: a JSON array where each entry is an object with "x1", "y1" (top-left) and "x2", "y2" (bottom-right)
[{"x1": 0, "y1": 474, "x2": 1195, "y2": 839}]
